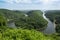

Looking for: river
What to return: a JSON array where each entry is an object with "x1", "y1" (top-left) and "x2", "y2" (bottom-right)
[
  {"x1": 7, "y1": 20, "x2": 16, "y2": 28},
  {"x1": 43, "y1": 11, "x2": 56, "y2": 34}
]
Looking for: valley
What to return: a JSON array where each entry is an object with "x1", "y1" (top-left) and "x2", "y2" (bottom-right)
[{"x1": 0, "y1": 9, "x2": 60, "y2": 40}]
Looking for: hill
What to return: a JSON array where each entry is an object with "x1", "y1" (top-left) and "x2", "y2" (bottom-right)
[{"x1": 0, "y1": 9, "x2": 48, "y2": 31}]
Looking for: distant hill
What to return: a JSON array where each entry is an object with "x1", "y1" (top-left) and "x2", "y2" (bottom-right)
[{"x1": 0, "y1": 9, "x2": 26, "y2": 19}]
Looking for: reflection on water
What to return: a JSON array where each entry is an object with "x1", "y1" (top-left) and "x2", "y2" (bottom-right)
[
  {"x1": 43, "y1": 12, "x2": 56, "y2": 34},
  {"x1": 7, "y1": 21, "x2": 16, "y2": 28}
]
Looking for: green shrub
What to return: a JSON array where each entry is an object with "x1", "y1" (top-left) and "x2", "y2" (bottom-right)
[{"x1": 0, "y1": 28, "x2": 55, "y2": 40}]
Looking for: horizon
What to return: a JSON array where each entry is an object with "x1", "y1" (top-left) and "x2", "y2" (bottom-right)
[{"x1": 0, "y1": 8, "x2": 60, "y2": 11}]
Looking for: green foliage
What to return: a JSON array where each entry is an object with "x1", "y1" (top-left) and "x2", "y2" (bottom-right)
[
  {"x1": 46, "y1": 33, "x2": 60, "y2": 40},
  {"x1": 0, "y1": 16, "x2": 7, "y2": 26},
  {"x1": 0, "y1": 9, "x2": 25, "y2": 19},
  {"x1": 0, "y1": 28, "x2": 55, "y2": 40},
  {"x1": 55, "y1": 17, "x2": 60, "y2": 33},
  {"x1": 45, "y1": 10, "x2": 60, "y2": 22}
]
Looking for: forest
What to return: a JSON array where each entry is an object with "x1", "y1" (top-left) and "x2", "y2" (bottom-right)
[{"x1": 0, "y1": 9, "x2": 60, "y2": 40}]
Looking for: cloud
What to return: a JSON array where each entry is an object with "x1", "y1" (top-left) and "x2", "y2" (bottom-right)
[
  {"x1": 6, "y1": 0, "x2": 14, "y2": 3},
  {"x1": 0, "y1": 0, "x2": 60, "y2": 4},
  {"x1": 15, "y1": 0, "x2": 32, "y2": 3},
  {"x1": 0, "y1": 0, "x2": 43, "y2": 4},
  {"x1": 0, "y1": 0, "x2": 60, "y2": 10},
  {"x1": 1, "y1": 0, "x2": 32, "y2": 4},
  {"x1": 0, "y1": 0, "x2": 14, "y2": 3}
]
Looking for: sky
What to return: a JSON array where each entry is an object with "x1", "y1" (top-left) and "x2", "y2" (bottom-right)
[{"x1": 0, "y1": 0, "x2": 60, "y2": 10}]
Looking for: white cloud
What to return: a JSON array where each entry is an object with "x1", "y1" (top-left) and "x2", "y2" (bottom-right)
[
  {"x1": 4, "y1": 0, "x2": 32, "y2": 3},
  {"x1": 15, "y1": 0, "x2": 32, "y2": 3},
  {"x1": 2, "y1": 0, "x2": 60, "y2": 4},
  {"x1": 5, "y1": 0, "x2": 43, "y2": 4},
  {"x1": 0, "y1": 0, "x2": 60, "y2": 10},
  {"x1": 5, "y1": 0, "x2": 14, "y2": 3}
]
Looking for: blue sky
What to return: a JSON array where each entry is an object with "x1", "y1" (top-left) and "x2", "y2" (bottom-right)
[{"x1": 0, "y1": 0, "x2": 60, "y2": 10}]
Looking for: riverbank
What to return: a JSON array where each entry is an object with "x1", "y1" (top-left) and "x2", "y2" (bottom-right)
[{"x1": 42, "y1": 11, "x2": 56, "y2": 34}]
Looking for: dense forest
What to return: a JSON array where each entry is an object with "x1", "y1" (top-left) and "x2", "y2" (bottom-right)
[
  {"x1": 0, "y1": 9, "x2": 60, "y2": 40},
  {"x1": 0, "y1": 9, "x2": 48, "y2": 31},
  {"x1": 45, "y1": 10, "x2": 60, "y2": 22}
]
